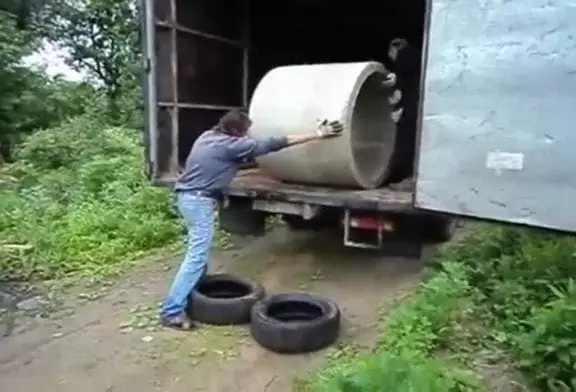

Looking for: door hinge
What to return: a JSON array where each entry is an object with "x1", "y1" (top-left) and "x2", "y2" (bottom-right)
[{"x1": 143, "y1": 58, "x2": 151, "y2": 73}]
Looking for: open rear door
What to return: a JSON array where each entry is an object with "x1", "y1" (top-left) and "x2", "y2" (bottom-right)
[
  {"x1": 416, "y1": 0, "x2": 576, "y2": 232},
  {"x1": 140, "y1": 0, "x2": 248, "y2": 184}
]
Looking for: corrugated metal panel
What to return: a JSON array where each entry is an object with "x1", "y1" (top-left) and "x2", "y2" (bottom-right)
[
  {"x1": 416, "y1": 0, "x2": 576, "y2": 232},
  {"x1": 141, "y1": 0, "x2": 247, "y2": 184}
]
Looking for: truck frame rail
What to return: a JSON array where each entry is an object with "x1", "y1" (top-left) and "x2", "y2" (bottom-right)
[{"x1": 226, "y1": 169, "x2": 415, "y2": 213}]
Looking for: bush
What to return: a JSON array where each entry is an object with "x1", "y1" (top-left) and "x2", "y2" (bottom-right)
[
  {"x1": 311, "y1": 353, "x2": 479, "y2": 392},
  {"x1": 306, "y1": 263, "x2": 483, "y2": 392},
  {"x1": 439, "y1": 225, "x2": 576, "y2": 390},
  {"x1": 0, "y1": 114, "x2": 181, "y2": 281},
  {"x1": 516, "y1": 281, "x2": 576, "y2": 390},
  {"x1": 306, "y1": 224, "x2": 576, "y2": 392}
]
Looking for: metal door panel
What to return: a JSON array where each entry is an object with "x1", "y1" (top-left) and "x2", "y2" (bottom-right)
[
  {"x1": 141, "y1": 0, "x2": 247, "y2": 184},
  {"x1": 416, "y1": 0, "x2": 576, "y2": 231}
]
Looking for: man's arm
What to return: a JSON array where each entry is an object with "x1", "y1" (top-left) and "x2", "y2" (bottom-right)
[
  {"x1": 225, "y1": 133, "x2": 318, "y2": 162},
  {"x1": 225, "y1": 121, "x2": 344, "y2": 162},
  {"x1": 225, "y1": 136, "x2": 288, "y2": 162},
  {"x1": 285, "y1": 133, "x2": 320, "y2": 146}
]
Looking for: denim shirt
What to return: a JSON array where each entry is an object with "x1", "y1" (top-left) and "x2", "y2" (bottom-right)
[{"x1": 174, "y1": 129, "x2": 287, "y2": 193}]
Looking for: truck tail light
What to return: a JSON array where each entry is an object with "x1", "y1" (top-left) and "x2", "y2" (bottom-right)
[{"x1": 347, "y1": 216, "x2": 394, "y2": 232}]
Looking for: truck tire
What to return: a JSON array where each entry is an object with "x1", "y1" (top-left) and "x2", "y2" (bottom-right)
[
  {"x1": 282, "y1": 215, "x2": 335, "y2": 231},
  {"x1": 424, "y1": 216, "x2": 457, "y2": 243},
  {"x1": 187, "y1": 274, "x2": 265, "y2": 325},
  {"x1": 250, "y1": 292, "x2": 341, "y2": 354}
]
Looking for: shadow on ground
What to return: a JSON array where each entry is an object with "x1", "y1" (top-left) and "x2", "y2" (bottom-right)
[{"x1": 0, "y1": 226, "x2": 432, "y2": 392}]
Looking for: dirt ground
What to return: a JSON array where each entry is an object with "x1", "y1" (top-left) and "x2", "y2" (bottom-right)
[{"x1": 0, "y1": 227, "x2": 432, "y2": 392}]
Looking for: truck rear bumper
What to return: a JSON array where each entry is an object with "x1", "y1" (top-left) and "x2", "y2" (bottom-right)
[{"x1": 226, "y1": 169, "x2": 415, "y2": 213}]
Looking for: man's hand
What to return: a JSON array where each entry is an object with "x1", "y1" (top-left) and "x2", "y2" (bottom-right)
[
  {"x1": 388, "y1": 89, "x2": 402, "y2": 105},
  {"x1": 316, "y1": 119, "x2": 344, "y2": 138},
  {"x1": 391, "y1": 108, "x2": 404, "y2": 123},
  {"x1": 283, "y1": 120, "x2": 345, "y2": 147},
  {"x1": 381, "y1": 72, "x2": 397, "y2": 88}
]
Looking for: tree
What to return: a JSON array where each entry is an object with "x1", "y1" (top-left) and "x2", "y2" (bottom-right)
[
  {"x1": 0, "y1": 0, "x2": 48, "y2": 29},
  {"x1": 0, "y1": 10, "x2": 39, "y2": 161},
  {"x1": 0, "y1": 9, "x2": 97, "y2": 162},
  {"x1": 40, "y1": 0, "x2": 140, "y2": 117}
]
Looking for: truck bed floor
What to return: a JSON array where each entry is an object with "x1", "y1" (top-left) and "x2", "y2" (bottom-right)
[{"x1": 227, "y1": 169, "x2": 414, "y2": 212}]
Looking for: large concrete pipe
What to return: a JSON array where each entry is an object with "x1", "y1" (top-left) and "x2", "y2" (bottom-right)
[{"x1": 248, "y1": 61, "x2": 397, "y2": 189}]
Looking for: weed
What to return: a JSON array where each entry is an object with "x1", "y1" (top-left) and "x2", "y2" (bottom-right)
[
  {"x1": 434, "y1": 225, "x2": 576, "y2": 390},
  {"x1": 305, "y1": 224, "x2": 576, "y2": 392},
  {"x1": 304, "y1": 262, "x2": 483, "y2": 392},
  {"x1": 0, "y1": 115, "x2": 230, "y2": 282}
]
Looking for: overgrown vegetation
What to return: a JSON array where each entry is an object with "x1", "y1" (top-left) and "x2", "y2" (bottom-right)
[
  {"x1": 0, "y1": 3, "x2": 219, "y2": 282},
  {"x1": 0, "y1": 114, "x2": 181, "y2": 281},
  {"x1": 301, "y1": 262, "x2": 483, "y2": 392},
  {"x1": 303, "y1": 225, "x2": 576, "y2": 392},
  {"x1": 448, "y1": 227, "x2": 576, "y2": 391}
]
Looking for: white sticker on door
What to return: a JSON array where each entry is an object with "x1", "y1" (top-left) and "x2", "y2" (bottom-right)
[{"x1": 486, "y1": 151, "x2": 524, "y2": 175}]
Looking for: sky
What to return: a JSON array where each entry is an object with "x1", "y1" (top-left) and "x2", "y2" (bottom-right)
[{"x1": 22, "y1": 41, "x2": 85, "y2": 81}]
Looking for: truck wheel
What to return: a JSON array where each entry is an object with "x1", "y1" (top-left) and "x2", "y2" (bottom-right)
[
  {"x1": 282, "y1": 215, "x2": 334, "y2": 231},
  {"x1": 250, "y1": 292, "x2": 341, "y2": 354},
  {"x1": 187, "y1": 274, "x2": 265, "y2": 325},
  {"x1": 424, "y1": 216, "x2": 457, "y2": 243}
]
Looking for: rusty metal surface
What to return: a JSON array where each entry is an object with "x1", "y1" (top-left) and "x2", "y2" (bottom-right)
[
  {"x1": 227, "y1": 170, "x2": 414, "y2": 212},
  {"x1": 175, "y1": 0, "x2": 242, "y2": 41},
  {"x1": 416, "y1": 0, "x2": 576, "y2": 232},
  {"x1": 176, "y1": 32, "x2": 244, "y2": 106},
  {"x1": 143, "y1": 0, "x2": 250, "y2": 184},
  {"x1": 141, "y1": 0, "x2": 157, "y2": 181}
]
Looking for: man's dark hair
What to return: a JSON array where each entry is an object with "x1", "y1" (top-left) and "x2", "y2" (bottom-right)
[{"x1": 216, "y1": 110, "x2": 252, "y2": 136}]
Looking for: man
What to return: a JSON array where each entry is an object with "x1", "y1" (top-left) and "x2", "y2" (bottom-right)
[
  {"x1": 160, "y1": 110, "x2": 344, "y2": 330},
  {"x1": 386, "y1": 37, "x2": 421, "y2": 191}
]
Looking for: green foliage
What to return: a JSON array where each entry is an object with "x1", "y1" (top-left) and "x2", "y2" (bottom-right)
[
  {"x1": 0, "y1": 0, "x2": 47, "y2": 29},
  {"x1": 40, "y1": 0, "x2": 141, "y2": 121},
  {"x1": 307, "y1": 225, "x2": 576, "y2": 392},
  {"x1": 0, "y1": 11, "x2": 97, "y2": 161},
  {"x1": 311, "y1": 353, "x2": 479, "y2": 392},
  {"x1": 0, "y1": 10, "x2": 38, "y2": 159},
  {"x1": 380, "y1": 262, "x2": 472, "y2": 354},
  {"x1": 0, "y1": 115, "x2": 181, "y2": 281},
  {"x1": 14, "y1": 114, "x2": 136, "y2": 172},
  {"x1": 439, "y1": 225, "x2": 576, "y2": 390},
  {"x1": 516, "y1": 281, "x2": 576, "y2": 390},
  {"x1": 305, "y1": 263, "x2": 483, "y2": 392}
]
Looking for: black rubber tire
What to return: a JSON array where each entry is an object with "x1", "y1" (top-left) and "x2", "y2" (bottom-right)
[
  {"x1": 250, "y1": 292, "x2": 341, "y2": 354},
  {"x1": 187, "y1": 273, "x2": 265, "y2": 325}
]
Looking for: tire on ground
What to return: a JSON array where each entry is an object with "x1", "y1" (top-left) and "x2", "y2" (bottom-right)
[
  {"x1": 250, "y1": 292, "x2": 341, "y2": 354},
  {"x1": 187, "y1": 273, "x2": 265, "y2": 325}
]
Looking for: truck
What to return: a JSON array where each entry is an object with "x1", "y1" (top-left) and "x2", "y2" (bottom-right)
[{"x1": 140, "y1": 0, "x2": 576, "y2": 249}]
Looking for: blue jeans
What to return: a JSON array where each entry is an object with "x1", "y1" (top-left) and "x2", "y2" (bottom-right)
[{"x1": 161, "y1": 193, "x2": 215, "y2": 319}]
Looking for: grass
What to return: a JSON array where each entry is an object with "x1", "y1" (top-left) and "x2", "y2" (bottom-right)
[
  {"x1": 302, "y1": 223, "x2": 576, "y2": 392},
  {"x1": 299, "y1": 262, "x2": 484, "y2": 392},
  {"x1": 0, "y1": 114, "x2": 231, "y2": 284}
]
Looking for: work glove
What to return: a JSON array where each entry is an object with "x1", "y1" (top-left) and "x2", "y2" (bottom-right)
[
  {"x1": 388, "y1": 89, "x2": 402, "y2": 105},
  {"x1": 316, "y1": 119, "x2": 344, "y2": 138},
  {"x1": 391, "y1": 108, "x2": 404, "y2": 123},
  {"x1": 381, "y1": 72, "x2": 397, "y2": 88}
]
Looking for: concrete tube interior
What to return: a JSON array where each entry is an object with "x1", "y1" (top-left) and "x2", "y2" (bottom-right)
[
  {"x1": 350, "y1": 73, "x2": 397, "y2": 189},
  {"x1": 248, "y1": 62, "x2": 396, "y2": 189}
]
